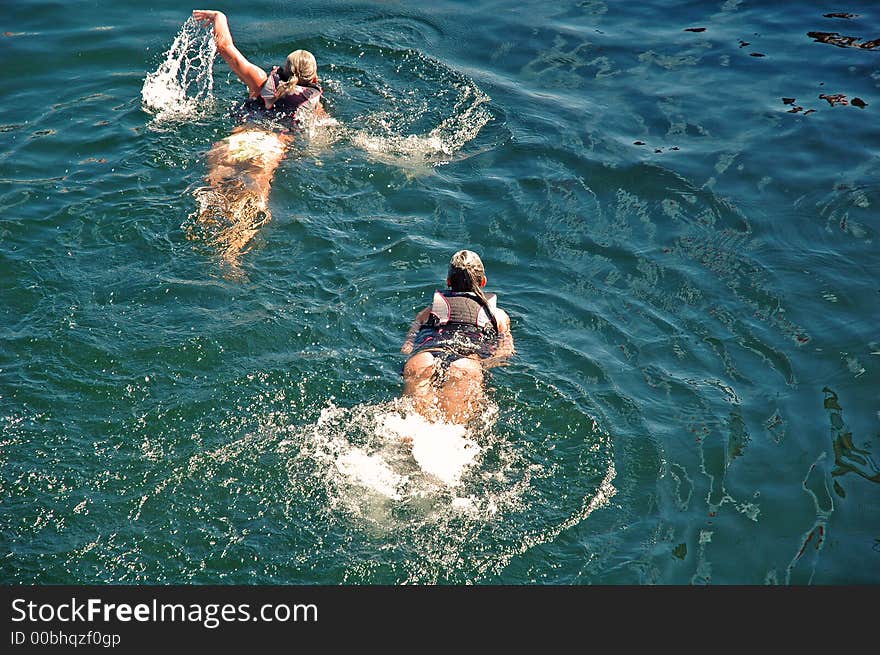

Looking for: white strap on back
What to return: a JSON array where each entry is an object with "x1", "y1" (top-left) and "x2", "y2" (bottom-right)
[{"x1": 431, "y1": 290, "x2": 451, "y2": 324}]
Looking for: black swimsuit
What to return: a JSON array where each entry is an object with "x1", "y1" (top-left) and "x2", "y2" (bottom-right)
[{"x1": 407, "y1": 290, "x2": 500, "y2": 378}]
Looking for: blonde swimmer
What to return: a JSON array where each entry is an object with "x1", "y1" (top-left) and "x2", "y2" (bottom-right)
[{"x1": 190, "y1": 10, "x2": 329, "y2": 266}]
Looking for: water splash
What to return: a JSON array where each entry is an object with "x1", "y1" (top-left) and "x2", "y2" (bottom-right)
[
  {"x1": 325, "y1": 45, "x2": 495, "y2": 168},
  {"x1": 298, "y1": 398, "x2": 490, "y2": 505},
  {"x1": 348, "y1": 82, "x2": 491, "y2": 166},
  {"x1": 141, "y1": 16, "x2": 217, "y2": 123},
  {"x1": 381, "y1": 412, "x2": 480, "y2": 487}
]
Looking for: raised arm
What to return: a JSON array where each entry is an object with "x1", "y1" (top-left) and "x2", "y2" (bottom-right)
[
  {"x1": 192, "y1": 10, "x2": 267, "y2": 98},
  {"x1": 401, "y1": 306, "x2": 431, "y2": 354}
]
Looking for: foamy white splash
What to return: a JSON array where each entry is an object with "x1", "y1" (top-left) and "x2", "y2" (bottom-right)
[
  {"x1": 377, "y1": 412, "x2": 479, "y2": 487},
  {"x1": 335, "y1": 446, "x2": 407, "y2": 500},
  {"x1": 313, "y1": 399, "x2": 483, "y2": 501},
  {"x1": 141, "y1": 16, "x2": 217, "y2": 122},
  {"x1": 349, "y1": 83, "x2": 491, "y2": 166}
]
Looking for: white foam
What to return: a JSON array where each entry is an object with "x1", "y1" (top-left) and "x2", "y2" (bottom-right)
[
  {"x1": 350, "y1": 132, "x2": 450, "y2": 159},
  {"x1": 376, "y1": 411, "x2": 480, "y2": 487},
  {"x1": 290, "y1": 398, "x2": 524, "y2": 543},
  {"x1": 335, "y1": 447, "x2": 407, "y2": 500}
]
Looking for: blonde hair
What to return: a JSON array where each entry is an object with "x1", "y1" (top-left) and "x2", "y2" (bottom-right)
[
  {"x1": 283, "y1": 49, "x2": 318, "y2": 84},
  {"x1": 270, "y1": 50, "x2": 320, "y2": 101}
]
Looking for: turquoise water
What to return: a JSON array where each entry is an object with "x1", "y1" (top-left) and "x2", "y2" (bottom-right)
[{"x1": 1, "y1": 0, "x2": 878, "y2": 585}]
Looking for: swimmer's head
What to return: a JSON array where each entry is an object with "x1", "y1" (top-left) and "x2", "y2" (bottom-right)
[
  {"x1": 282, "y1": 50, "x2": 319, "y2": 84},
  {"x1": 447, "y1": 249, "x2": 487, "y2": 292}
]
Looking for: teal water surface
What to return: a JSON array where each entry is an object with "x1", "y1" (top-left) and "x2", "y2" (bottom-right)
[{"x1": 1, "y1": 0, "x2": 878, "y2": 584}]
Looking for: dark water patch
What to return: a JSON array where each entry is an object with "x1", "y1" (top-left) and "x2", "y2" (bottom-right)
[
  {"x1": 807, "y1": 31, "x2": 880, "y2": 49},
  {"x1": 811, "y1": 92, "x2": 869, "y2": 110},
  {"x1": 632, "y1": 140, "x2": 681, "y2": 154},
  {"x1": 781, "y1": 97, "x2": 817, "y2": 115},
  {"x1": 823, "y1": 387, "x2": 880, "y2": 488},
  {"x1": 820, "y1": 92, "x2": 849, "y2": 106}
]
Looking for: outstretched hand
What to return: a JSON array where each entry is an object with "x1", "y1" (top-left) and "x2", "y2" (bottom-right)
[{"x1": 192, "y1": 9, "x2": 222, "y2": 24}]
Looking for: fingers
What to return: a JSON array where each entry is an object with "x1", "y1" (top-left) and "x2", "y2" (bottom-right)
[{"x1": 192, "y1": 10, "x2": 217, "y2": 23}]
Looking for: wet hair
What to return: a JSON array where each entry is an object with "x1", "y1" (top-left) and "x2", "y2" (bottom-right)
[
  {"x1": 272, "y1": 50, "x2": 320, "y2": 101},
  {"x1": 282, "y1": 49, "x2": 319, "y2": 84},
  {"x1": 448, "y1": 249, "x2": 489, "y2": 299},
  {"x1": 447, "y1": 249, "x2": 498, "y2": 331}
]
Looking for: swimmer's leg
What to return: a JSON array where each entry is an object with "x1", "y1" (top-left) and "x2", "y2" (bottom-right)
[
  {"x1": 402, "y1": 351, "x2": 441, "y2": 422},
  {"x1": 193, "y1": 127, "x2": 290, "y2": 266},
  {"x1": 192, "y1": 189, "x2": 270, "y2": 274},
  {"x1": 437, "y1": 357, "x2": 485, "y2": 425}
]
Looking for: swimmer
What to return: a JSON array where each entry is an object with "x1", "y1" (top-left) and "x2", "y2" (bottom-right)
[
  {"x1": 190, "y1": 10, "x2": 329, "y2": 266},
  {"x1": 401, "y1": 250, "x2": 515, "y2": 425}
]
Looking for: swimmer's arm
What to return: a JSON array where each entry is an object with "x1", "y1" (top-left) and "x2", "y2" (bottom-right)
[
  {"x1": 193, "y1": 10, "x2": 267, "y2": 98},
  {"x1": 401, "y1": 306, "x2": 431, "y2": 354},
  {"x1": 484, "y1": 308, "x2": 515, "y2": 367}
]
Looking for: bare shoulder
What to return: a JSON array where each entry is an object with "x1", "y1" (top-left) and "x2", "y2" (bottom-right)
[{"x1": 494, "y1": 307, "x2": 512, "y2": 332}]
